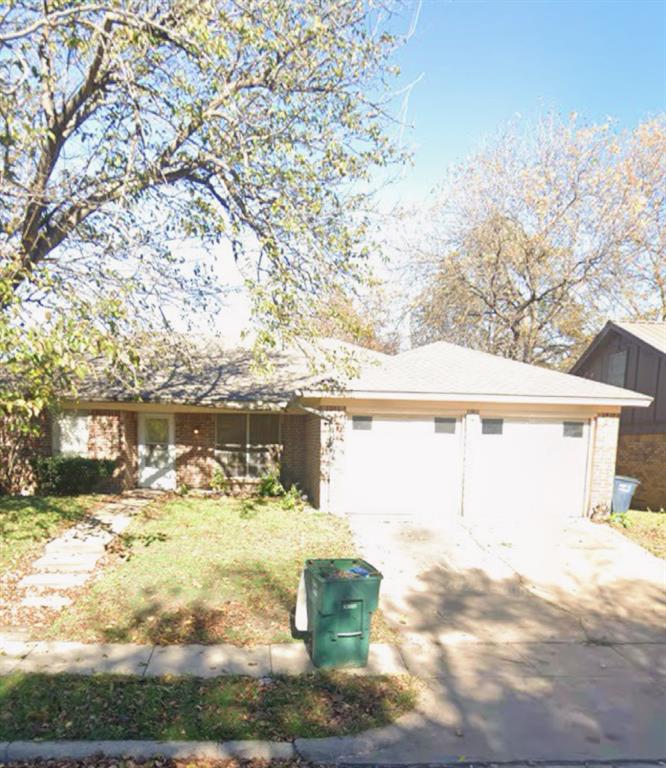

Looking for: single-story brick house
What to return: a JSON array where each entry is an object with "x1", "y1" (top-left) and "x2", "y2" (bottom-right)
[
  {"x1": 571, "y1": 320, "x2": 666, "y2": 510},
  {"x1": 18, "y1": 338, "x2": 651, "y2": 523}
]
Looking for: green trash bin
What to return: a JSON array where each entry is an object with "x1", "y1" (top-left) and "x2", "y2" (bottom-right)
[{"x1": 303, "y1": 558, "x2": 382, "y2": 669}]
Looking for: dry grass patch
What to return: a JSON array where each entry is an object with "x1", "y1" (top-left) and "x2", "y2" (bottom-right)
[{"x1": 610, "y1": 510, "x2": 666, "y2": 559}]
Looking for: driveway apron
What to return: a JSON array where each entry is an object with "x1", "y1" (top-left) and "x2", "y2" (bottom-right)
[{"x1": 343, "y1": 513, "x2": 666, "y2": 763}]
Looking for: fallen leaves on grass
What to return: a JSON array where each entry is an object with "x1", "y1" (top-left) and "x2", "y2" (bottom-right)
[{"x1": 0, "y1": 672, "x2": 418, "y2": 741}]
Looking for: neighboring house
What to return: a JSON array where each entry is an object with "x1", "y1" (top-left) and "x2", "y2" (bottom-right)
[
  {"x1": 13, "y1": 338, "x2": 651, "y2": 523},
  {"x1": 571, "y1": 321, "x2": 666, "y2": 510}
]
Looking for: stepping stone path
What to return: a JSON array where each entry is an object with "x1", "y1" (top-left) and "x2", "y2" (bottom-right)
[{"x1": 17, "y1": 491, "x2": 161, "y2": 611}]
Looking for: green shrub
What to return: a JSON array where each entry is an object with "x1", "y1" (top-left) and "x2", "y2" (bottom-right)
[
  {"x1": 34, "y1": 456, "x2": 116, "y2": 495},
  {"x1": 211, "y1": 467, "x2": 228, "y2": 494},
  {"x1": 258, "y1": 471, "x2": 285, "y2": 498},
  {"x1": 281, "y1": 483, "x2": 305, "y2": 511},
  {"x1": 610, "y1": 511, "x2": 632, "y2": 529}
]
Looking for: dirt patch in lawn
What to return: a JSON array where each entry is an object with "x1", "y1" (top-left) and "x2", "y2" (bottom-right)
[
  {"x1": 44, "y1": 496, "x2": 396, "y2": 645},
  {"x1": 0, "y1": 672, "x2": 417, "y2": 741},
  {"x1": 610, "y1": 510, "x2": 666, "y2": 559}
]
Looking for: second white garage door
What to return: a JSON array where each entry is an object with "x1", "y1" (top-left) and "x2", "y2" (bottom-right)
[
  {"x1": 463, "y1": 417, "x2": 591, "y2": 523},
  {"x1": 343, "y1": 415, "x2": 464, "y2": 522}
]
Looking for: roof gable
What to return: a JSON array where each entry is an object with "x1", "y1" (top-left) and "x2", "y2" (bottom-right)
[{"x1": 571, "y1": 321, "x2": 666, "y2": 375}]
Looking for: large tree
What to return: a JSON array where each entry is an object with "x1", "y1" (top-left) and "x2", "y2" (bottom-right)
[
  {"x1": 0, "y1": 0, "x2": 404, "y2": 425},
  {"x1": 407, "y1": 115, "x2": 666, "y2": 368}
]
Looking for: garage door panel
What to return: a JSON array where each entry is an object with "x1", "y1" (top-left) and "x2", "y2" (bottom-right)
[
  {"x1": 465, "y1": 417, "x2": 590, "y2": 523},
  {"x1": 344, "y1": 415, "x2": 463, "y2": 520}
]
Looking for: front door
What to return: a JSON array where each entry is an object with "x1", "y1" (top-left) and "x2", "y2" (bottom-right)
[{"x1": 138, "y1": 413, "x2": 176, "y2": 490}]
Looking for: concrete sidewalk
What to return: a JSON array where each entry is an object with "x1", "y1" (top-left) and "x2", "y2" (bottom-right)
[
  {"x1": 0, "y1": 636, "x2": 407, "y2": 677},
  {"x1": 2, "y1": 634, "x2": 665, "y2": 761}
]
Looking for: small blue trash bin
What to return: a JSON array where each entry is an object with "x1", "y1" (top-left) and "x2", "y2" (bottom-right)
[{"x1": 612, "y1": 475, "x2": 640, "y2": 513}]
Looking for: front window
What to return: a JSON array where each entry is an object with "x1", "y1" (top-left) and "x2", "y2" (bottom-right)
[
  {"x1": 53, "y1": 410, "x2": 89, "y2": 456},
  {"x1": 215, "y1": 413, "x2": 281, "y2": 478}
]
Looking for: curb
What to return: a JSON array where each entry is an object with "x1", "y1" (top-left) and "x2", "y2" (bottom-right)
[
  {"x1": 0, "y1": 740, "x2": 295, "y2": 762},
  {"x1": 0, "y1": 742, "x2": 664, "y2": 766}
]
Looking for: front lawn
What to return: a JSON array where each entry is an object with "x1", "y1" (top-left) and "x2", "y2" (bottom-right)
[
  {"x1": 610, "y1": 510, "x2": 666, "y2": 559},
  {"x1": 0, "y1": 672, "x2": 417, "y2": 741},
  {"x1": 48, "y1": 496, "x2": 396, "y2": 645},
  {"x1": 0, "y1": 495, "x2": 96, "y2": 573}
]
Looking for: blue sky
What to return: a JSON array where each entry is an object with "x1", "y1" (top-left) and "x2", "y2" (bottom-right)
[{"x1": 387, "y1": 0, "x2": 666, "y2": 203}]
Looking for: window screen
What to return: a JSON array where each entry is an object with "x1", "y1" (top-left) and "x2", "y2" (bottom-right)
[
  {"x1": 248, "y1": 414, "x2": 281, "y2": 478},
  {"x1": 482, "y1": 418, "x2": 503, "y2": 435},
  {"x1": 434, "y1": 417, "x2": 456, "y2": 434},
  {"x1": 215, "y1": 414, "x2": 246, "y2": 447},
  {"x1": 215, "y1": 413, "x2": 282, "y2": 478},
  {"x1": 563, "y1": 421, "x2": 584, "y2": 438},
  {"x1": 352, "y1": 416, "x2": 372, "y2": 430},
  {"x1": 53, "y1": 410, "x2": 89, "y2": 456},
  {"x1": 249, "y1": 414, "x2": 280, "y2": 445}
]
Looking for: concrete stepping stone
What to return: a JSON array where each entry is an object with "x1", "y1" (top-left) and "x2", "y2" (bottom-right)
[
  {"x1": 43, "y1": 539, "x2": 107, "y2": 556},
  {"x1": 33, "y1": 552, "x2": 102, "y2": 572},
  {"x1": 95, "y1": 514, "x2": 132, "y2": 534},
  {"x1": 19, "y1": 572, "x2": 89, "y2": 589},
  {"x1": 59, "y1": 528, "x2": 114, "y2": 546},
  {"x1": 121, "y1": 499, "x2": 152, "y2": 509},
  {"x1": 20, "y1": 594, "x2": 73, "y2": 609},
  {"x1": 145, "y1": 644, "x2": 271, "y2": 678}
]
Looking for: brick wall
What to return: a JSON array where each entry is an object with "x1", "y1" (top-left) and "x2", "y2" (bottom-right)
[
  {"x1": 281, "y1": 415, "x2": 306, "y2": 490},
  {"x1": 175, "y1": 412, "x2": 217, "y2": 488},
  {"x1": 617, "y1": 432, "x2": 666, "y2": 510},
  {"x1": 88, "y1": 409, "x2": 137, "y2": 490},
  {"x1": 588, "y1": 413, "x2": 620, "y2": 516}
]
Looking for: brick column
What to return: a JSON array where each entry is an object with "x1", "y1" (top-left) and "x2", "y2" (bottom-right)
[
  {"x1": 588, "y1": 413, "x2": 620, "y2": 517},
  {"x1": 319, "y1": 406, "x2": 346, "y2": 514}
]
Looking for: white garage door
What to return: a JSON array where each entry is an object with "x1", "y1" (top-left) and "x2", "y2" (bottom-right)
[
  {"x1": 464, "y1": 417, "x2": 590, "y2": 523},
  {"x1": 343, "y1": 415, "x2": 464, "y2": 522}
]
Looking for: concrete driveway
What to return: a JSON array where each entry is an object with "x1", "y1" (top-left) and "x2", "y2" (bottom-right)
[{"x1": 325, "y1": 514, "x2": 666, "y2": 764}]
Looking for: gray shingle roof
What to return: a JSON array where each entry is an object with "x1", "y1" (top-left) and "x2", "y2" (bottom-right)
[
  {"x1": 614, "y1": 321, "x2": 666, "y2": 355},
  {"x1": 75, "y1": 338, "x2": 387, "y2": 409},
  {"x1": 338, "y1": 341, "x2": 651, "y2": 405},
  {"x1": 72, "y1": 336, "x2": 650, "y2": 408}
]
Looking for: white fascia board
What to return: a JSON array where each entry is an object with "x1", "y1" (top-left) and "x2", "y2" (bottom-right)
[{"x1": 301, "y1": 389, "x2": 653, "y2": 408}]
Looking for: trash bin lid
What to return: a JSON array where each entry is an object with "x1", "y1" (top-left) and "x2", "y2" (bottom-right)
[{"x1": 615, "y1": 475, "x2": 641, "y2": 485}]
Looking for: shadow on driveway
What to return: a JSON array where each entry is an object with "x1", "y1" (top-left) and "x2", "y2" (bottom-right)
[{"x1": 333, "y1": 515, "x2": 666, "y2": 763}]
